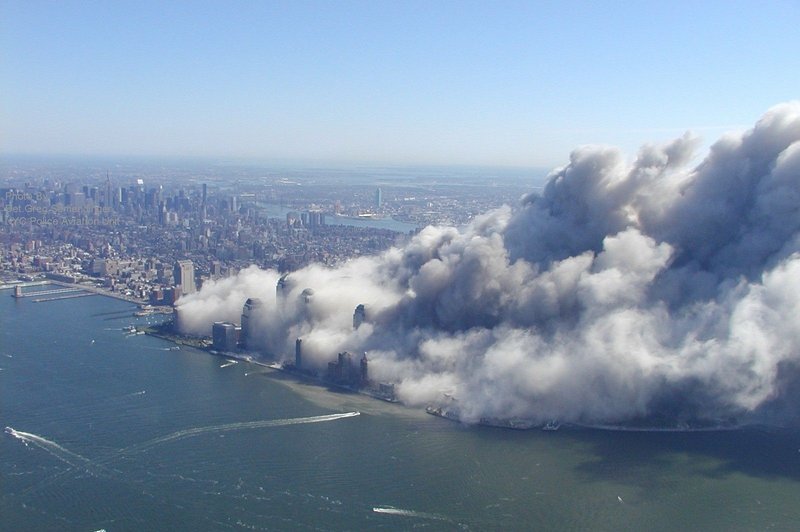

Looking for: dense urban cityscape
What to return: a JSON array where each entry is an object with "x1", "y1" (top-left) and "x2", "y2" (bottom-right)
[
  {"x1": 1, "y1": 159, "x2": 538, "y2": 304},
  {"x1": 0, "y1": 160, "x2": 542, "y2": 405},
  {"x1": 4, "y1": 1, "x2": 798, "y2": 529}
]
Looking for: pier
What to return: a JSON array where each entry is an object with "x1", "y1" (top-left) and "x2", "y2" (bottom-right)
[
  {"x1": 32, "y1": 292, "x2": 99, "y2": 303},
  {"x1": 11, "y1": 286, "x2": 86, "y2": 298},
  {"x1": 0, "y1": 280, "x2": 49, "y2": 290},
  {"x1": 4, "y1": 279, "x2": 143, "y2": 305}
]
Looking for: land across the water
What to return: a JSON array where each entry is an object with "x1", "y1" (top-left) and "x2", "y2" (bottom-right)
[
  {"x1": 140, "y1": 321, "x2": 402, "y2": 403},
  {"x1": 5, "y1": 286, "x2": 800, "y2": 531},
  {"x1": 140, "y1": 320, "x2": 746, "y2": 434},
  {"x1": 4, "y1": 279, "x2": 754, "y2": 433},
  {"x1": 1, "y1": 276, "x2": 153, "y2": 306}
]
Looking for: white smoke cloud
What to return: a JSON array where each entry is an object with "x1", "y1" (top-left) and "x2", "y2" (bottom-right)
[
  {"x1": 176, "y1": 101, "x2": 800, "y2": 426},
  {"x1": 176, "y1": 266, "x2": 281, "y2": 336}
]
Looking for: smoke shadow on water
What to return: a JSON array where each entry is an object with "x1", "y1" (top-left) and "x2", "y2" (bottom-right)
[
  {"x1": 569, "y1": 426, "x2": 800, "y2": 486},
  {"x1": 252, "y1": 364, "x2": 365, "y2": 398}
]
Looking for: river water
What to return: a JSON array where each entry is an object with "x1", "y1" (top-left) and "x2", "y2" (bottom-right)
[
  {"x1": 256, "y1": 202, "x2": 420, "y2": 233},
  {"x1": 2, "y1": 289, "x2": 800, "y2": 531}
]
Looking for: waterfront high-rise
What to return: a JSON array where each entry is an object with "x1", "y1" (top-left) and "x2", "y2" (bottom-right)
[
  {"x1": 300, "y1": 288, "x2": 314, "y2": 305},
  {"x1": 360, "y1": 353, "x2": 369, "y2": 385},
  {"x1": 241, "y1": 298, "x2": 264, "y2": 351},
  {"x1": 353, "y1": 304, "x2": 366, "y2": 329},
  {"x1": 212, "y1": 321, "x2": 239, "y2": 352},
  {"x1": 295, "y1": 338, "x2": 302, "y2": 368},
  {"x1": 276, "y1": 274, "x2": 289, "y2": 302},
  {"x1": 174, "y1": 260, "x2": 196, "y2": 295}
]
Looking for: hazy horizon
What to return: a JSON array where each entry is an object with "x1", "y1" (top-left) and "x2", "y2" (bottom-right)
[
  {"x1": 0, "y1": 151, "x2": 551, "y2": 172},
  {"x1": 3, "y1": 1, "x2": 798, "y2": 167}
]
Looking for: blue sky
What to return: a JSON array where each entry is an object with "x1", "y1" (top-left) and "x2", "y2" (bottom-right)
[{"x1": 2, "y1": 0, "x2": 798, "y2": 168}]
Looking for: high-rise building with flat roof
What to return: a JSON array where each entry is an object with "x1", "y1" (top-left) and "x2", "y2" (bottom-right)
[
  {"x1": 212, "y1": 321, "x2": 239, "y2": 352},
  {"x1": 353, "y1": 304, "x2": 366, "y2": 329},
  {"x1": 276, "y1": 274, "x2": 289, "y2": 302},
  {"x1": 241, "y1": 298, "x2": 264, "y2": 351},
  {"x1": 295, "y1": 338, "x2": 303, "y2": 369},
  {"x1": 174, "y1": 260, "x2": 195, "y2": 295}
]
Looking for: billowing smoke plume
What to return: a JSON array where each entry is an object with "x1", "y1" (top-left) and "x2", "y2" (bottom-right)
[{"x1": 177, "y1": 102, "x2": 800, "y2": 426}]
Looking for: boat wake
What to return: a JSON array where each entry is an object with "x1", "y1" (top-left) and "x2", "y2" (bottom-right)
[
  {"x1": 219, "y1": 360, "x2": 238, "y2": 368},
  {"x1": 4, "y1": 427, "x2": 107, "y2": 476},
  {"x1": 372, "y1": 506, "x2": 451, "y2": 522},
  {"x1": 123, "y1": 412, "x2": 361, "y2": 454},
  {"x1": 5, "y1": 412, "x2": 361, "y2": 492}
]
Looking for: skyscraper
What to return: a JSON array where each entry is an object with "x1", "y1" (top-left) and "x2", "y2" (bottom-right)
[
  {"x1": 353, "y1": 304, "x2": 366, "y2": 329},
  {"x1": 212, "y1": 321, "x2": 239, "y2": 352},
  {"x1": 174, "y1": 260, "x2": 195, "y2": 295},
  {"x1": 276, "y1": 274, "x2": 289, "y2": 303},
  {"x1": 295, "y1": 338, "x2": 302, "y2": 369},
  {"x1": 360, "y1": 353, "x2": 369, "y2": 385},
  {"x1": 241, "y1": 298, "x2": 264, "y2": 351},
  {"x1": 104, "y1": 172, "x2": 113, "y2": 209}
]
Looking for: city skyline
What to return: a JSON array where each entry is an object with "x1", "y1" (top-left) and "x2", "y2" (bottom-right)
[{"x1": 3, "y1": 0, "x2": 799, "y2": 168}]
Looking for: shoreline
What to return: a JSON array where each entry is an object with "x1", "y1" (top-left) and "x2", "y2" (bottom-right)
[
  {"x1": 4, "y1": 278, "x2": 174, "y2": 314},
  {"x1": 139, "y1": 323, "x2": 403, "y2": 406},
  {"x1": 50, "y1": 280, "x2": 148, "y2": 305},
  {"x1": 2, "y1": 276, "x2": 148, "y2": 306},
  {"x1": 8, "y1": 278, "x2": 758, "y2": 434},
  {"x1": 152, "y1": 332, "x2": 748, "y2": 434}
]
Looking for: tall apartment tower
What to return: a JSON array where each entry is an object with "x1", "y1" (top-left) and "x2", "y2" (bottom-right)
[
  {"x1": 360, "y1": 353, "x2": 369, "y2": 385},
  {"x1": 353, "y1": 304, "x2": 366, "y2": 329},
  {"x1": 276, "y1": 274, "x2": 289, "y2": 303},
  {"x1": 174, "y1": 260, "x2": 196, "y2": 295},
  {"x1": 295, "y1": 338, "x2": 303, "y2": 369},
  {"x1": 241, "y1": 298, "x2": 264, "y2": 351}
]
